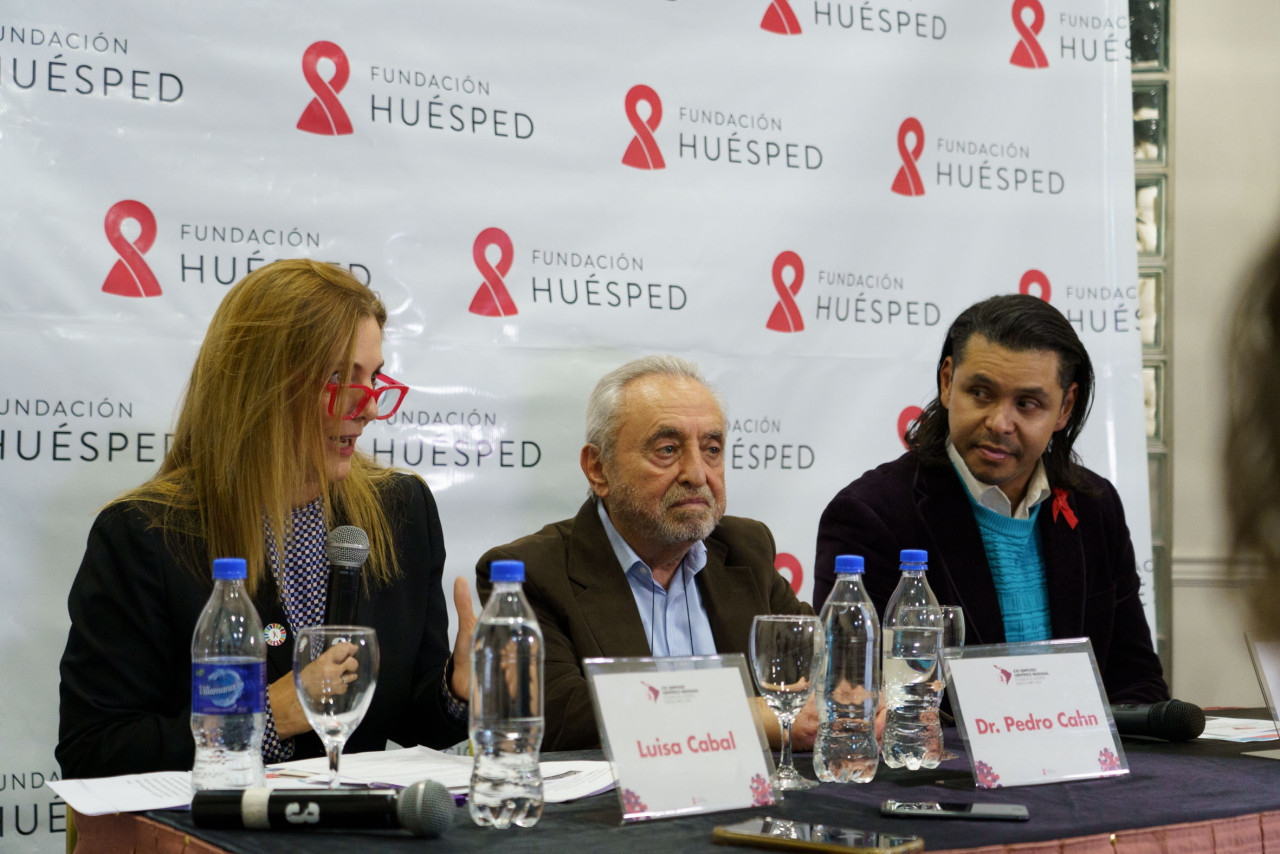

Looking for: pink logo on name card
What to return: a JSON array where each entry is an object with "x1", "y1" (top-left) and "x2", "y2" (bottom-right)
[
  {"x1": 102, "y1": 200, "x2": 162, "y2": 298},
  {"x1": 898, "y1": 406, "x2": 923, "y2": 448},
  {"x1": 765, "y1": 251, "x2": 805, "y2": 332},
  {"x1": 1019, "y1": 269, "x2": 1051, "y2": 301},
  {"x1": 622, "y1": 85, "x2": 666, "y2": 170},
  {"x1": 892, "y1": 118, "x2": 925, "y2": 197},
  {"x1": 469, "y1": 227, "x2": 517, "y2": 317},
  {"x1": 1010, "y1": 0, "x2": 1049, "y2": 69},
  {"x1": 774, "y1": 553, "x2": 804, "y2": 594},
  {"x1": 761, "y1": 0, "x2": 803, "y2": 34},
  {"x1": 297, "y1": 41, "x2": 354, "y2": 135}
]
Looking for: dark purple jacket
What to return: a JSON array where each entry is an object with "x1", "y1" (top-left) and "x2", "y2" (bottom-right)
[{"x1": 814, "y1": 452, "x2": 1169, "y2": 704}]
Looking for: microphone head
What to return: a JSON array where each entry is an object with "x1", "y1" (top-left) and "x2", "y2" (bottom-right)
[
  {"x1": 1150, "y1": 699, "x2": 1206, "y2": 741},
  {"x1": 397, "y1": 780, "x2": 454, "y2": 838},
  {"x1": 326, "y1": 525, "x2": 370, "y2": 568}
]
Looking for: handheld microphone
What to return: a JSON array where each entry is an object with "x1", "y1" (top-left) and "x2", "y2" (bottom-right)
[
  {"x1": 324, "y1": 525, "x2": 370, "y2": 625},
  {"x1": 191, "y1": 780, "x2": 454, "y2": 838},
  {"x1": 1111, "y1": 699, "x2": 1206, "y2": 742}
]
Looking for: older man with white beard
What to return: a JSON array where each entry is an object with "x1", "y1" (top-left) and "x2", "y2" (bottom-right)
[{"x1": 476, "y1": 355, "x2": 813, "y2": 751}]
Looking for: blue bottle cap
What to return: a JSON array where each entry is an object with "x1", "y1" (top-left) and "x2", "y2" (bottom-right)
[
  {"x1": 212, "y1": 557, "x2": 247, "y2": 580},
  {"x1": 899, "y1": 549, "x2": 928, "y2": 565},
  {"x1": 834, "y1": 555, "x2": 865, "y2": 574},
  {"x1": 490, "y1": 559, "x2": 525, "y2": 583}
]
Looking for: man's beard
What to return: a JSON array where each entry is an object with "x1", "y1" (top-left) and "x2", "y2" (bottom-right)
[{"x1": 608, "y1": 481, "x2": 722, "y2": 548}]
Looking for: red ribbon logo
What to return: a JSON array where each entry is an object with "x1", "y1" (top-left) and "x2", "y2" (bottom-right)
[
  {"x1": 898, "y1": 406, "x2": 923, "y2": 449},
  {"x1": 760, "y1": 0, "x2": 802, "y2": 34},
  {"x1": 774, "y1": 553, "x2": 804, "y2": 594},
  {"x1": 765, "y1": 251, "x2": 805, "y2": 333},
  {"x1": 891, "y1": 118, "x2": 925, "y2": 197},
  {"x1": 1051, "y1": 488, "x2": 1078, "y2": 529},
  {"x1": 622, "y1": 85, "x2": 665, "y2": 170},
  {"x1": 1019, "y1": 269, "x2": 1051, "y2": 301},
  {"x1": 469, "y1": 227, "x2": 518, "y2": 317},
  {"x1": 102, "y1": 200, "x2": 162, "y2": 298},
  {"x1": 1010, "y1": 0, "x2": 1049, "y2": 69},
  {"x1": 297, "y1": 41, "x2": 353, "y2": 136}
]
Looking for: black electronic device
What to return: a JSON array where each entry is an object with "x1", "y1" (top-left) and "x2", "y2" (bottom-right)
[
  {"x1": 323, "y1": 525, "x2": 370, "y2": 625},
  {"x1": 1111, "y1": 699, "x2": 1206, "y2": 742},
  {"x1": 880, "y1": 800, "x2": 1029, "y2": 821},
  {"x1": 191, "y1": 781, "x2": 453, "y2": 838},
  {"x1": 712, "y1": 817, "x2": 923, "y2": 853}
]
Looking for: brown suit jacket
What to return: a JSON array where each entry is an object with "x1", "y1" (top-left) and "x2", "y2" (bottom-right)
[{"x1": 476, "y1": 498, "x2": 811, "y2": 750}]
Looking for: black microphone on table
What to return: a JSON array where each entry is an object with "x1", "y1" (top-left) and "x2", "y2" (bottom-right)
[
  {"x1": 191, "y1": 781, "x2": 454, "y2": 838},
  {"x1": 1111, "y1": 699, "x2": 1206, "y2": 742},
  {"x1": 324, "y1": 525, "x2": 370, "y2": 625}
]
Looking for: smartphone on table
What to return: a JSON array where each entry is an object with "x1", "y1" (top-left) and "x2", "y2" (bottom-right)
[
  {"x1": 881, "y1": 800, "x2": 1029, "y2": 821},
  {"x1": 713, "y1": 816, "x2": 923, "y2": 853}
]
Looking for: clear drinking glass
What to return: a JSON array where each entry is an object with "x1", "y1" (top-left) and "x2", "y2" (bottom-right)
[
  {"x1": 750, "y1": 614, "x2": 822, "y2": 792},
  {"x1": 293, "y1": 626, "x2": 379, "y2": 788},
  {"x1": 939, "y1": 605, "x2": 964, "y2": 761}
]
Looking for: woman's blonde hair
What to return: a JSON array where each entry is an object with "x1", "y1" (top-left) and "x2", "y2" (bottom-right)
[
  {"x1": 119, "y1": 259, "x2": 401, "y2": 595},
  {"x1": 1227, "y1": 233, "x2": 1280, "y2": 636}
]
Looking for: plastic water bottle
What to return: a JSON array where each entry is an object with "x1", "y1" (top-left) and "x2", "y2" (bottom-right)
[
  {"x1": 469, "y1": 560, "x2": 545, "y2": 828},
  {"x1": 880, "y1": 549, "x2": 943, "y2": 771},
  {"x1": 190, "y1": 557, "x2": 266, "y2": 791},
  {"x1": 814, "y1": 554, "x2": 881, "y2": 783}
]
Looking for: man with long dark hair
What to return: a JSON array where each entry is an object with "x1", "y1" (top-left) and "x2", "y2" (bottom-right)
[{"x1": 814, "y1": 294, "x2": 1168, "y2": 703}]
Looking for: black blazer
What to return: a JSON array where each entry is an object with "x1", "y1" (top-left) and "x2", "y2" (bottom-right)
[
  {"x1": 57, "y1": 472, "x2": 466, "y2": 779},
  {"x1": 814, "y1": 453, "x2": 1169, "y2": 704},
  {"x1": 477, "y1": 499, "x2": 812, "y2": 751}
]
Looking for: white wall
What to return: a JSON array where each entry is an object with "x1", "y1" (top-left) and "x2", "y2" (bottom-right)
[{"x1": 1170, "y1": 0, "x2": 1280, "y2": 705}]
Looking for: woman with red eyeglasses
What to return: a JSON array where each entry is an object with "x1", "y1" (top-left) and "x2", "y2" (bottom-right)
[{"x1": 57, "y1": 259, "x2": 475, "y2": 779}]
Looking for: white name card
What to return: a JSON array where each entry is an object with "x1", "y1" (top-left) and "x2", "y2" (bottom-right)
[
  {"x1": 585, "y1": 654, "x2": 775, "y2": 822},
  {"x1": 946, "y1": 638, "x2": 1127, "y2": 788}
]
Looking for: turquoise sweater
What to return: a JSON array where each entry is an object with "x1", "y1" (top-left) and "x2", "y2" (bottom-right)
[{"x1": 966, "y1": 495, "x2": 1052, "y2": 643}]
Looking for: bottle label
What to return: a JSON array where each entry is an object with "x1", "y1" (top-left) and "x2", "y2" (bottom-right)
[{"x1": 192, "y1": 662, "x2": 266, "y2": 715}]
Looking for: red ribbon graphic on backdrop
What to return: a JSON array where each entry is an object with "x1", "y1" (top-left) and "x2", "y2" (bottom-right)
[
  {"x1": 102, "y1": 200, "x2": 162, "y2": 298},
  {"x1": 898, "y1": 406, "x2": 924, "y2": 449},
  {"x1": 297, "y1": 41, "x2": 354, "y2": 136},
  {"x1": 760, "y1": 0, "x2": 803, "y2": 34},
  {"x1": 765, "y1": 251, "x2": 805, "y2": 333},
  {"x1": 1010, "y1": 0, "x2": 1049, "y2": 69},
  {"x1": 891, "y1": 118, "x2": 925, "y2": 197},
  {"x1": 622, "y1": 85, "x2": 666, "y2": 170},
  {"x1": 1019, "y1": 269, "x2": 1051, "y2": 301},
  {"x1": 774, "y1": 553, "x2": 804, "y2": 595},
  {"x1": 469, "y1": 227, "x2": 518, "y2": 317}
]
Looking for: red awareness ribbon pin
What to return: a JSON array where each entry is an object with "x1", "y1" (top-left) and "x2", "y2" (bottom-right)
[{"x1": 1052, "y1": 488, "x2": 1078, "y2": 529}]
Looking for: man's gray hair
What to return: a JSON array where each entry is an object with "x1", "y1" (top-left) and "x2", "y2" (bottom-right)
[{"x1": 585, "y1": 354, "x2": 723, "y2": 461}]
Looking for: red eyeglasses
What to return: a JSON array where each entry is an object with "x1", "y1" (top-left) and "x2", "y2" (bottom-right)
[{"x1": 325, "y1": 375, "x2": 409, "y2": 421}]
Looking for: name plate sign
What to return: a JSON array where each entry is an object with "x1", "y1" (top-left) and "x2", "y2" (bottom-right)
[
  {"x1": 585, "y1": 654, "x2": 775, "y2": 822},
  {"x1": 946, "y1": 638, "x2": 1127, "y2": 788}
]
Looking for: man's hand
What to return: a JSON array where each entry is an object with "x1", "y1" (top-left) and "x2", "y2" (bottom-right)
[{"x1": 449, "y1": 577, "x2": 478, "y2": 701}]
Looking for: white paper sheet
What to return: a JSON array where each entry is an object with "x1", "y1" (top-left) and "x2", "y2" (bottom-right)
[
  {"x1": 1201, "y1": 716, "x2": 1280, "y2": 743},
  {"x1": 50, "y1": 769, "x2": 327, "y2": 816},
  {"x1": 52, "y1": 748, "x2": 616, "y2": 816},
  {"x1": 272, "y1": 746, "x2": 615, "y2": 802},
  {"x1": 48, "y1": 772, "x2": 193, "y2": 816}
]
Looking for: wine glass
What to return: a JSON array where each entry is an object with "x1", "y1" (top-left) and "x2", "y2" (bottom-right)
[
  {"x1": 938, "y1": 605, "x2": 964, "y2": 761},
  {"x1": 293, "y1": 626, "x2": 379, "y2": 788},
  {"x1": 749, "y1": 614, "x2": 822, "y2": 792}
]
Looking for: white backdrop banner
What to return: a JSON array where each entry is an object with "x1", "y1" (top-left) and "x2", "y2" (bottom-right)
[{"x1": 0, "y1": 1, "x2": 1147, "y2": 849}]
